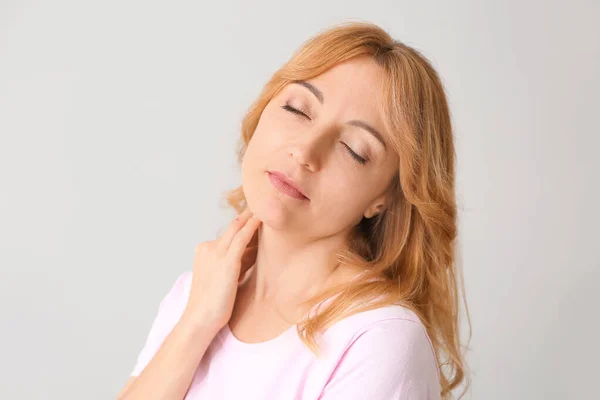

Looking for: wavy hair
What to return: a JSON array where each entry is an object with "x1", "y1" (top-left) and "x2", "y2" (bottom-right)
[{"x1": 224, "y1": 20, "x2": 471, "y2": 399}]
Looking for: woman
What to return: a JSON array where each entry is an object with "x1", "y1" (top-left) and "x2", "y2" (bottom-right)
[{"x1": 118, "y1": 21, "x2": 470, "y2": 400}]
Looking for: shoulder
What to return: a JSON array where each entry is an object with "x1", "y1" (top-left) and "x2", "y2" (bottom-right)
[
  {"x1": 326, "y1": 303, "x2": 426, "y2": 337},
  {"x1": 318, "y1": 305, "x2": 442, "y2": 399},
  {"x1": 356, "y1": 308, "x2": 438, "y2": 376},
  {"x1": 161, "y1": 270, "x2": 192, "y2": 305},
  {"x1": 148, "y1": 270, "x2": 193, "y2": 324},
  {"x1": 352, "y1": 304, "x2": 433, "y2": 348},
  {"x1": 325, "y1": 304, "x2": 440, "y2": 381},
  {"x1": 172, "y1": 270, "x2": 192, "y2": 295},
  {"x1": 129, "y1": 271, "x2": 193, "y2": 376}
]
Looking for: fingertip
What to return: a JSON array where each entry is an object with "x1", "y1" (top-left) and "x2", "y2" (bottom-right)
[{"x1": 236, "y1": 208, "x2": 253, "y2": 221}]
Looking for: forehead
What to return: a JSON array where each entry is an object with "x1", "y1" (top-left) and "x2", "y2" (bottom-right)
[{"x1": 287, "y1": 56, "x2": 385, "y2": 116}]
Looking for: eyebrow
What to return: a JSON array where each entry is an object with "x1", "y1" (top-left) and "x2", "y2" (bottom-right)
[
  {"x1": 291, "y1": 80, "x2": 387, "y2": 150},
  {"x1": 293, "y1": 80, "x2": 324, "y2": 104}
]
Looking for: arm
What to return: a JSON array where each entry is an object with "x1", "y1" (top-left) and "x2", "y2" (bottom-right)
[
  {"x1": 118, "y1": 208, "x2": 261, "y2": 399},
  {"x1": 117, "y1": 316, "x2": 217, "y2": 400},
  {"x1": 319, "y1": 317, "x2": 442, "y2": 400}
]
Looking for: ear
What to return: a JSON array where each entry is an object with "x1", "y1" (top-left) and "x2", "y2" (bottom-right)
[{"x1": 363, "y1": 194, "x2": 387, "y2": 219}]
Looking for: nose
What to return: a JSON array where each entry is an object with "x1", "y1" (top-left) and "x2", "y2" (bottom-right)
[{"x1": 288, "y1": 126, "x2": 334, "y2": 171}]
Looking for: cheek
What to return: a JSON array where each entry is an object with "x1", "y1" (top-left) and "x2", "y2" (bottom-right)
[
  {"x1": 241, "y1": 138, "x2": 265, "y2": 192},
  {"x1": 242, "y1": 128, "x2": 272, "y2": 168},
  {"x1": 248, "y1": 120, "x2": 286, "y2": 157},
  {"x1": 321, "y1": 164, "x2": 385, "y2": 217},
  {"x1": 315, "y1": 171, "x2": 365, "y2": 217}
]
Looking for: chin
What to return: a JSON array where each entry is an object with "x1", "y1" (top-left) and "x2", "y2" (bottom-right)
[{"x1": 242, "y1": 175, "x2": 296, "y2": 231}]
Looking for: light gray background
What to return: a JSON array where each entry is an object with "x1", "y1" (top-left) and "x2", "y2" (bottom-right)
[{"x1": 1, "y1": 1, "x2": 598, "y2": 399}]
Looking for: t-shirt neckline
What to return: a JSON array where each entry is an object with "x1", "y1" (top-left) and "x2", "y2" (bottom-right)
[{"x1": 218, "y1": 321, "x2": 299, "y2": 352}]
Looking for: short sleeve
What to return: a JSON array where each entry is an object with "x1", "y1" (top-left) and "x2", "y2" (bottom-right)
[
  {"x1": 319, "y1": 318, "x2": 441, "y2": 400},
  {"x1": 130, "y1": 271, "x2": 191, "y2": 377}
]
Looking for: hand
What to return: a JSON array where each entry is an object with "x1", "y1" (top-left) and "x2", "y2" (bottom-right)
[{"x1": 182, "y1": 208, "x2": 262, "y2": 333}]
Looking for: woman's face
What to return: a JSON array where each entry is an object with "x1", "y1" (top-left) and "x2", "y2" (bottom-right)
[{"x1": 241, "y1": 55, "x2": 399, "y2": 239}]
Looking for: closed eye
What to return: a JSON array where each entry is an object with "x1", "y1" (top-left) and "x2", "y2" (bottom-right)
[
  {"x1": 281, "y1": 104, "x2": 310, "y2": 120},
  {"x1": 341, "y1": 142, "x2": 367, "y2": 164},
  {"x1": 282, "y1": 103, "x2": 368, "y2": 165}
]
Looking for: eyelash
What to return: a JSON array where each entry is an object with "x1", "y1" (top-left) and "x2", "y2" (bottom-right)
[
  {"x1": 280, "y1": 103, "x2": 368, "y2": 165},
  {"x1": 282, "y1": 104, "x2": 309, "y2": 119}
]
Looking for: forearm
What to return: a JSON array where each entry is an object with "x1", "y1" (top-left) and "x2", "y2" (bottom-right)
[{"x1": 119, "y1": 316, "x2": 218, "y2": 400}]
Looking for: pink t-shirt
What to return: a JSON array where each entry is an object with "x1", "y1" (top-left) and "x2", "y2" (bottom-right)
[{"x1": 131, "y1": 271, "x2": 442, "y2": 399}]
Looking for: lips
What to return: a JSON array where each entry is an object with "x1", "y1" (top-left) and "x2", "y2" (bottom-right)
[{"x1": 267, "y1": 170, "x2": 309, "y2": 200}]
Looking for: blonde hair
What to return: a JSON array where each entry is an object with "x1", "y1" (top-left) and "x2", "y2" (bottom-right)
[{"x1": 224, "y1": 20, "x2": 471, "y2": 399}]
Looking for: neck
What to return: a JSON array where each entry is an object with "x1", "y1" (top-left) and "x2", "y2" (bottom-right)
[{"x1": 244, "y1": 223, "x2": 348, "y2": 307}]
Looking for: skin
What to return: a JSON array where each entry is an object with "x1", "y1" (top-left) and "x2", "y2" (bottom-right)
[
  {"x1": 117, "y1": 55, "x2": 400, "y2": 399},
  {"x1": 235, "y1": 54, "x2": 399, "y2": 335},
  {"x1": 119, "y1": 210, "x2": 262, "y2": 400}
]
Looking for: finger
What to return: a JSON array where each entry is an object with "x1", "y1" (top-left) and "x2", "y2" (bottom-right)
[
  {"x1": 227, "y1": 216, "x2": 262, "y2": 260},
  {"x1": 218, "y1": 208, "x2": 253, "y2": 250},
  {"x1": 240, "y1": 245, "x2": 258, "y2": 277}
]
